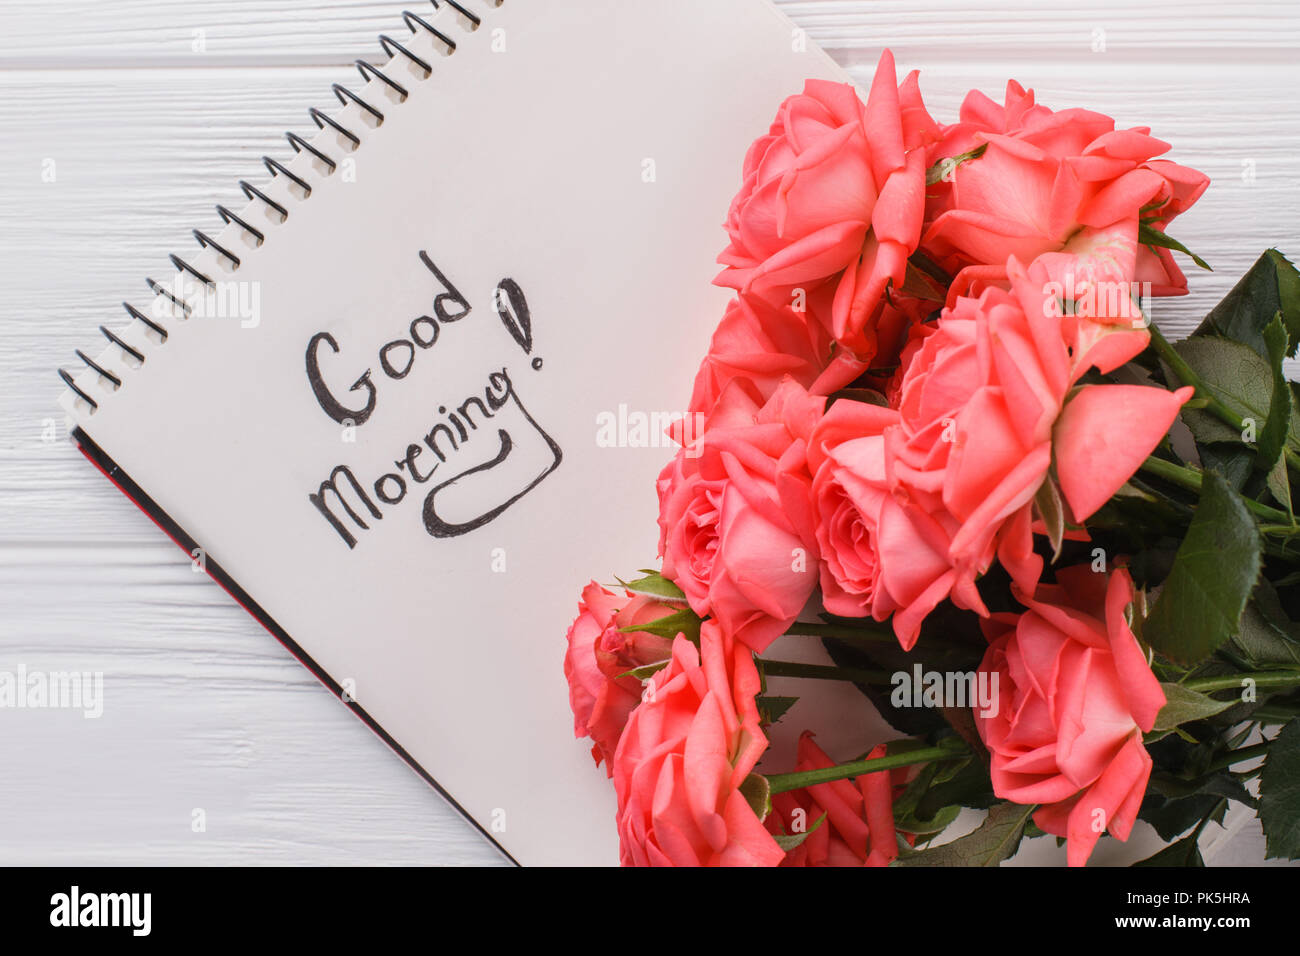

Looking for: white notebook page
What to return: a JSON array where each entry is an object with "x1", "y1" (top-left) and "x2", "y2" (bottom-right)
[{"x1": 60, "y1": 0, "x2": 849, "y2": 865}]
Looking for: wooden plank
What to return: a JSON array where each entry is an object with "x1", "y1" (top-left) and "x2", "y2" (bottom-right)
[{"x1": 1, "y1": 1, "x2": 1296, "y2": 63}]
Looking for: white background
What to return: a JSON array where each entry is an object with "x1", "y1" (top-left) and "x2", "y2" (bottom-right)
[{"x1": 0, "y1": 0, "x2": 1296, "y2": 865}]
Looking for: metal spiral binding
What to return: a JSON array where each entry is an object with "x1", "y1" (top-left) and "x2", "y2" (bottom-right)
[{"x1": 59, "y1": 0, "x2": 500, "y2": 415}]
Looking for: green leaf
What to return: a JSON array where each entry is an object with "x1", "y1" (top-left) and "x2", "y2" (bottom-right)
[
  {"x1": 1267, "y1": 454, "x2": 1293, "y2": 519},
  {"x1": 1167, "y1": 337, "x2": 1300, "y2": 450},
  {"x1": 1231, "y1": 598, "x2": 1300, "y2": 668},
  {"x1": 1198, "y1": 442, "x2": 1254, "y2": 492},
  {"x1": 1148, "y1": 770, "x2": 1257, "y2": 808},
  {"x1": 1132, "y1": 831, "x2": 1206, "y2": 867},
  {"x1": 1139, "y1": 792, "x2": 1225, "y2": 842},
  {"x1": 1280, "y1": 252, "x2": 1300, "y2": 347},
  {"x1": 891, "y1": 763, "x2": 941, "y2": 828},
  {"x1": 1153, "y1": 682, "x2": 1234, "y2": 731},
  {"x1": 914, "y1": 758, "x2": 998, "y2": 820},
  {"x1": 895, "y1": 803, "x2": 963, "y2": 838},
  {"x1": 1143, "y1": 472, "x2": 1263, "y2": 665},
  {"x1": 1251, "y1": 579, "x2": 1300, "y2": 635},
  {"x1": 756, "y1": 695, "x2": 798, "y2": 725},
  {"x1": 614, "y1": 658, "x2": 670, "y2": 681},
  {"x1": 1203, "y1": 774, "x2": 1259, "y2": 809},
  {"x1": 890, "y1": 762, "x2": 966, "y2": 837},
  {"x1": 1259, "y1": 717, "x2": 1300, "y2": 859},
  {"x1": 771, "y1": 812, "x2": 827, "y2": 852},
  {"x1": 1257, "y1": 313, "x2": 1292, "y2": 474},
  {"x1": 617, "y1": 607, "x2": 700, "y2": 640},
  {"x1": 739, "y1": 773, "x2": 772, "y2": 824},
  {"x1": 1034, "y1": 476, "x2": 1067, "y2": 561},
  {"x1": 1195, "y1": 248, "x2": 1300, "y2": 359},
  {"x1": 894, "y1": 802, "x2": 1034, "y2": 867},
  {"x1": 618, "y1": 570, "x2": 687, "y2": 601},
  {"x1": 1138, "y1": 221, "x2": 1210, "y2": 271}
]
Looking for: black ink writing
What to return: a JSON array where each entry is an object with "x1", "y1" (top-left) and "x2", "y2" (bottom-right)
[
  {"x1": 303, "y1": 253, "x2": 472, "y2": 426},
  {"x1": 305, "y1": 253, "x2": 561, "y2": 549}
]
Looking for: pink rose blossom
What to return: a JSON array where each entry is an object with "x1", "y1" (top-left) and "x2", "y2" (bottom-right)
[
  {"x1": 873, "y1": 259, "x2": 1188, "y2": 647},
  {"x1": 612, "y1": 622, "x2": 782, "y2": 866},
  {"x1": 808, "y1": 398, "x2": 900, "y2": 618},
  {"x1": 688, "y1": 293, "x2": 834, "y2": 419},
  {"x1": 563, "y1": 582, "x2": 679, "y2": 774},
  {"x1": 715, "y1": 53, "x2": 937, "y2": 357},
  {"x1": 658, "y1": 378, "x2": 824, "y2": 653},
  {"x1": 921, "y1": 80, "x2": 1208, "y2": 300},
  {"x1": 975, "y1": 566, "x2": 1166, "y2": 867}
]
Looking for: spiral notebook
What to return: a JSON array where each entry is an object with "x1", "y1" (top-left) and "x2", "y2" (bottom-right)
[{"x1": 56, "y1": 0, "x2": 849, "y2": 865}]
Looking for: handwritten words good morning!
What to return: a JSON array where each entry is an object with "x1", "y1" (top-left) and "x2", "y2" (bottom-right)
[{"x1": 304, "y1": 252, "x2": 562, "y2": 549}]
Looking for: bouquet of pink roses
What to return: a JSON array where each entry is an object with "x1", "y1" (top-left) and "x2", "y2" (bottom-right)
[{"x1": 564, "y1": 51, "x2": 1300, "y2": 867}]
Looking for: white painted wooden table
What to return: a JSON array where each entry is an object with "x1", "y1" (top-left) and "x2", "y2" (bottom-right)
[{"x1": 0, "y1": 0, "x2": 1296, "y2": 866}]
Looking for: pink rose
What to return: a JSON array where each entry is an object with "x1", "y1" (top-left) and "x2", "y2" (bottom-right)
[
  {"x1": 880, "y1": 277, "x2": 1062, "y2": 643},
  {"x1": 563, "y1": 581, "x2": 679, "y2": 774},
  {"x1": 808, "y1": 398, "x2": 900, "y2": 618},
  {"x1": 921, "y1": 80, "x2": 1208, "y2": 299},
  {"x1": 765, "y1": 732, "x2": 901, "y2": 867},
  {"x1": 688, "y1": 293, "x2": 834, "y2": 419},
  {"x1": 658, "y1": 378, "x2": 824, "y2": 653},
  {"x1": 612, "y1": 622, "x2": 783, "y2": 866},
  {"x1": 876, "y1": 260, "x2": 1189, "y2": 647},
  {"x1": 975, "y1": 566, "x2": 1166, "y2": 867},
  {"x1": 715, "y1": 53, "x2": 937, "y2": 356}
]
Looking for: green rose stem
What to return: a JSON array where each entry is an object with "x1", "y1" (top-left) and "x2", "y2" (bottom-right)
[
  {"x1": 1147, "y1": 322, "x2": 1300, "y2": 474},
  {"x1": 1138, "y1": 455, "x2": 1293, "y2": 525},
  {"x1": 765, "y1": 744, "x2": 964, "y2": 795},
  {"x1": 759, "y1": 659, "x2": 892, "y2": 684},
  {"x1": 782, "y1": 620, "x2": 897, "y2": 643},
  {"x1": 1183, "y1": 671, "x2": 1300, "y2": 693}
]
